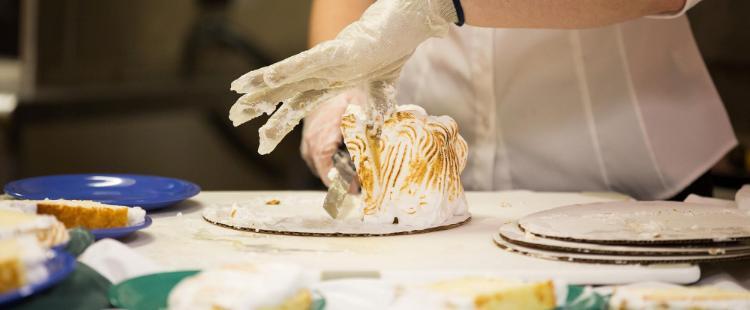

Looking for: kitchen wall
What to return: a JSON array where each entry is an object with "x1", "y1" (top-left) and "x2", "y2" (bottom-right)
[
  {"x1": 4, "y1": 0, "x2": 320, "y2": 190},
  {"x1": 690, "y1": 0, "x2": 750, "y2": 146}
]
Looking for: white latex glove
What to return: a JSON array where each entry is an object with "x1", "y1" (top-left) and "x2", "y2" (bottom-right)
[
  {"x1": 301, "y1": 89, "x2": 366, "y2": 186},
  {"x1": 229, "y1": 0, "x2": 458, "y2": 154}
]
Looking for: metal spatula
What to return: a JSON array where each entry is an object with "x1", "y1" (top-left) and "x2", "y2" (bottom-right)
[{"x1": 323, "y1": 148, "x2": 357, "y2": 219}]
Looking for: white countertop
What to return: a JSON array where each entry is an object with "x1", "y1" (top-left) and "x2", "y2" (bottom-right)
[{"x1": 124, "y1": 191, "x2": 748, "y2": 286}]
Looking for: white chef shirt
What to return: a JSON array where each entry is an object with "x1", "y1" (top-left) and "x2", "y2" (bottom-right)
[{"x1": 395, "y1": 0, "x2": 736, "y2": 199}]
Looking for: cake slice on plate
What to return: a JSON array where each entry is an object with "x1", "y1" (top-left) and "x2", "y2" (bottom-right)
[
  {"x1": 0, "y1": 208, "x2": 69, "y2": 248},
  {"x1": 1, "y1": 200, "x2": 145, "y2": 229},
  {"x1": 0, "y1": 236, "x2": 49, "y2": 294},
  {"x1": 168, "y1": 264, "x2": 312, "y2": 310},
  {"x1": 35, "y1": 200, "x2": 145, "y2": 229},
  {"x1": 391, "y1": 277, "x2": 556, "y2": 310}
]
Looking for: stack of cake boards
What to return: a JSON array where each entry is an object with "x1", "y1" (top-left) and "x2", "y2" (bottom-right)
[{"x1": 493, "y1": 201, "x2": 750, "y2": 264}]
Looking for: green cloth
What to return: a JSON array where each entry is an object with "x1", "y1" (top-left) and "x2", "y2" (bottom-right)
[
  {"x1": 558, "y1": 285, "x2": 609, "y2": 310},
  {"x1": 7, "y1": 229, "x2": 112, "y2": 310}
]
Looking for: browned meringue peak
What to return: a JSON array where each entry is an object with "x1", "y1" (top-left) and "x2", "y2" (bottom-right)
[{"x1": 341, "y1": 104, "x2": 468, "y2": 226}]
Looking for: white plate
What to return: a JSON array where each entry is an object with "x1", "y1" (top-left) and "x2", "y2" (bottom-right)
[{"x1": 518, "y1": 201, "x2": 750, "y2": 245}]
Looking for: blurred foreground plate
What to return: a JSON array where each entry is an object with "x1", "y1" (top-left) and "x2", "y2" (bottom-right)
[
  {"x1": 109, "y1": 270, "x2": 325, "y2": 310},
  {"x1": 0, "y1": 249, "x2": 76, "y2": 306},
  {"x1": 4, "y1": 174, "x2": 200, "y2": 210},
  {"x1": 108, "y1": 270, "x2": 199, "y2": 310}
]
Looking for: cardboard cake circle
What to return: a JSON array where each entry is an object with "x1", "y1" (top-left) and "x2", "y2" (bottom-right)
[
  {"x1": 492, "y1": 233, "x2": 750, "y2": 265},
  {"x1": 518, "y1": 201, "x2": 750, "y2": 245},
  {"x1": 498, "y1": 222, "x2": 750, "y2": 256},
  {"x1": 202, "y1": 194, "x2": 471, "y2": 237}
]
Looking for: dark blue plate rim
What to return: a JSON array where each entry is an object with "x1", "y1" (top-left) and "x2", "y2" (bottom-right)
[
  {"x1": 50, "y1": 241, "x2": 69, "y2": 252},
  {"x1": 4, "y1": 174, "x2": 201, "y2": 209},
  {"x1": 90, "y1": 215, "x2": 153, "y2": 240},
  {"x1": 0, "y1": 249, "x2": 77, "y2": 305}
]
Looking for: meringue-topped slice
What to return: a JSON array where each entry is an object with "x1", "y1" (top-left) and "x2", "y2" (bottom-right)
[
  {"x1": 0, "y1": 236, "x2": 49, "y2": 294},
  {"x1": 168, "y1": 264, "x2": 312, "y2": 310}
]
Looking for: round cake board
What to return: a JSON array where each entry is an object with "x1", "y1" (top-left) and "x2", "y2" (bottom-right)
[
  {"x1": 518, "y1": 201, "x2": 750, "y2": 245},
  {"x1": 492, "y1": 233, "x2": 750, "y2": 265},
  {"x1": 201, "y1": 194, "x2": 471, "y2": 237},
  {"x1": 499, "y1": 222, "x2": 750, "y2": 256}
]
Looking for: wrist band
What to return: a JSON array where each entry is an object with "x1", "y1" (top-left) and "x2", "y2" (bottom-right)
[{"x1": 452, "y1": 0, "x2": 465, "y2": 26}]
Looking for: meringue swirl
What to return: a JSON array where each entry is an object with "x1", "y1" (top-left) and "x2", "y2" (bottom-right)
[{"x1": 341, "y1": 104, "x2": 468, "y2": 227}]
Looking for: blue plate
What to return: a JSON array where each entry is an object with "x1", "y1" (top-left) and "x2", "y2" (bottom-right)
[
  {"x1": 0, "y1": 249, "x2": 77, "y2": 305},
  {"x1": 90, "y1": 216, "x2": 153, "y2": 240},
  {"x1": 4, "y1": 174, "x2": 201, "y2": 210}
]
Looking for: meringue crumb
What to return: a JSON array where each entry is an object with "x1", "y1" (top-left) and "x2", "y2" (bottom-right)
[
  {"x1": 708, "y1": 248, "x2": 726, "y2": 255},
  {"x1": 265, "y1": 199, "x2": 281, "y2": 206}
]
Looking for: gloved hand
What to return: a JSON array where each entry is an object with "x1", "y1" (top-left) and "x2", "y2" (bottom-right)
[
  {"x1": 229, "y1": 0, "x2": 459, "y2": 155},
  {"x1": 300, "y1": 89, "x2": 366, "y2": 186}
]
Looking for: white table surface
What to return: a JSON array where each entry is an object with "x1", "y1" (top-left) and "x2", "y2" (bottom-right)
[{"x1": 124, "y1": 191, "x2": 748, "y2": 287}]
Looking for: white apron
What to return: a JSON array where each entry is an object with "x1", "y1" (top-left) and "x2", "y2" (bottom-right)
[{"x1": 395, "y1": 3, "x2": 736, "y2": 199}]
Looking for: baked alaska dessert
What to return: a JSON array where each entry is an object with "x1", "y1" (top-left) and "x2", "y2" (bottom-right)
[
  {"x1": 0, "y1": 236, "x2": 49, "y2": 294},
  {"x1": 0, "y1": 200, "x2": 145, "y2": 229},
  {"x1": 609, "y1": 286, "x2": 750, "y2": 310},
  {"x1": 340, "y1": 104, "x2": 469, "y2": 227},
  {"x1": 390, "y1": 277, "x2": 556, "y2": 310},
  {"x1": 168, "y1": 264, "x2": 312, "y2": 310},
  {"x1": 0, "y1": 207, "x2": 69, "y2": 248}
]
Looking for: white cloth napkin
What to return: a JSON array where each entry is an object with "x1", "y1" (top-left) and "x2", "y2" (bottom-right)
[
  {"x1": 684, "y1": 194, "x2": 736, "y2": 208},
  {"x1": 684, "y1": 184, "x2": 750, "y2": 211},
  {"x1": 78, "y1": 239, "x2": 164, "y2": 284},
  {"x1": 737, "y1": 184, "x2": 750, "y2": 211}
]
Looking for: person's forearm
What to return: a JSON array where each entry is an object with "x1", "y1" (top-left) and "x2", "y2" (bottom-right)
[
  {"x1": 461, "y1": 0, "x2": 686, "y2": 28},
  {"x1": 309, "y1": 0, "x2": 374, "y2": 47}
]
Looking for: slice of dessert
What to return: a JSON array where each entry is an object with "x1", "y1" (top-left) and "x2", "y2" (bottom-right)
[
  {"x1": 168, "y1": 264, "x2": 312, "y2": 310},
  {"x1": 392, "y1": 277, "x2": 556, "y2": 310},
  {"x1": 609, "y1": 285, "x2": 750, "y2": 310},
  {"x1": 2, "y1": 200, "x2": 146, "y2": 230},
  {"x1": 0, "y1": 236, "x2": 49, "y2": 294},
  {"x1": 36, "y1": 200, "x2": 146, "y2": 229},
  {"x1": 0, "y1": 208, "x2": 69, "y2": 248}
]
